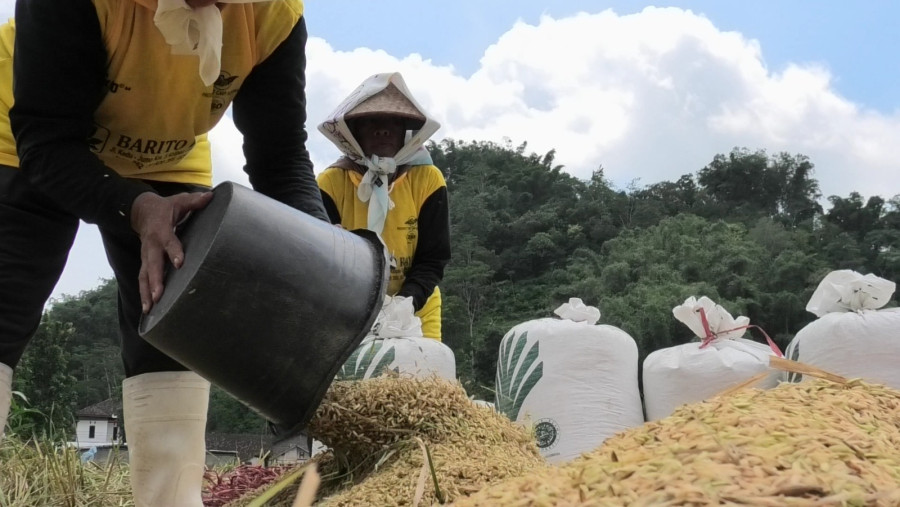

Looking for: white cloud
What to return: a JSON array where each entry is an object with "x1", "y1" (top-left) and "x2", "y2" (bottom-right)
[
  {"x1": 310, "y1": 6, "x2": 900, "y2": 201},
  {"x1": 52, "y1": 6, "x2": 900, "y2": 299}
]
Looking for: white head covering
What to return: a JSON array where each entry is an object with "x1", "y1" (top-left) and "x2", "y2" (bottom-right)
[
  {"x1": 153, "y1": 0, "x2": 273, "y2": 86},
  {"x1": 318, "y1": 72, "x2": 441, "y2": 235}
]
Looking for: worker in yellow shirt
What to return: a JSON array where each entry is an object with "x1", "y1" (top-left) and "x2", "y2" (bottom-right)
[
  {"x1": 317, "y1": 72, "x2": 451, "y2": 340},
  {"x1": 0, "y1": 0, "x2": 327, "y2": 504}
]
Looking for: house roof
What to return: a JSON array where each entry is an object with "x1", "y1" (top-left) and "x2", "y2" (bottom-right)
[
  {"x1": 270, "y1": 433, "x2": 314, "y2": 457},
  {"x1": 75, "y1": 398, "x2": 121, "y2": 419},
  {"x1": 206, "y1": 432, "x2": 275, "y2": 462}
]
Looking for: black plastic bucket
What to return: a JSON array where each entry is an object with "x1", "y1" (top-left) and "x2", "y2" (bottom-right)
[{"x1": 138, "y1": 181, "x2": 388, "y2": 437}]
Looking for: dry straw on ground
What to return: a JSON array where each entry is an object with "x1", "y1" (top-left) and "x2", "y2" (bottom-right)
[
  {"x1": 0, "y1": 437, "x2": 133, "y2": 506},
  {"x1": 452, "y1": 374, "x2": 900, "y2": 506}
]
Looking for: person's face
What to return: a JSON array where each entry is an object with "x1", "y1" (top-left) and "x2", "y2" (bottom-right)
[{"x1": 353, "y1": 116, "x2": 407, "y2": 158}]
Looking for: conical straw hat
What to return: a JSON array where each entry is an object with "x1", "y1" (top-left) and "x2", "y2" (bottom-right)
[{"x1": 345, "y1": 83, "x2": 426, "y2": 130}]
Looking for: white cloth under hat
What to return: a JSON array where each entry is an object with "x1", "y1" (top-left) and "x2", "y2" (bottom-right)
[
  {"x1": 319, "y1": 72, "x2": 441, "y2": 235},
  {"x1": 153, "y1": 0, "x2": 273, "y2": 86}
]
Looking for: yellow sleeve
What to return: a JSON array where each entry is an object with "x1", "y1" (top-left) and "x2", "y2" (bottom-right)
[
  {"x1": 316, "y1": 167, "x2": 343, "y2": 207},
  {"x1": 252, "y1": 0, "x2": 304, "y2": 63}
]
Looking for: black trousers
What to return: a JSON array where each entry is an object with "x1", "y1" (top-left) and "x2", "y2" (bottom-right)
[{"x1": 0, "y1": 165, "x2": 206, "y2": 376}]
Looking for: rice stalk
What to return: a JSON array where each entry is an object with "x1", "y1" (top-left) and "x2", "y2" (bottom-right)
[{"x1": 0, "y1": 436, "x2": 132, "y2": 506}]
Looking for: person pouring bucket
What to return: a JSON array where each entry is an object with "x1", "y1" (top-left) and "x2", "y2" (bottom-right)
[
  {"x1": 317, "y1": 72, "x2": 451, "y2": 341},
  {"x1": 0, "y1": 0, "x2": 331, "y2": 505}
]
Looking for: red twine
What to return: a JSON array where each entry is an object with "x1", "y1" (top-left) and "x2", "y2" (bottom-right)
[{"x1": 696, "y1": 307, "x2": 784, "y2": 357}]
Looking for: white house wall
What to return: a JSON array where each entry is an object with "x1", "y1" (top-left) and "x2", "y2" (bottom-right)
[{"x1": 75, "y1": 419, "x2": 119, "y2": 445}]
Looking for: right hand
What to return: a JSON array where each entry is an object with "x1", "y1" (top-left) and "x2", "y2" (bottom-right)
[{"x1": 131, "y1": 191, "x2": 214, "y2": 313}]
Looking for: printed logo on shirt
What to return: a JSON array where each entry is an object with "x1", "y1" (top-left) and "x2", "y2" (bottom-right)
[
  {"x1": 392, "y1": 255, "x2": 413, "y2": 278},
  {"x1": 214, "y1": 73, "x2": 239, "y2": 90},
  {"x1": 402, "y1": 217, "x2": 418, "y2": 244},
  {"x1": 208, "y1": 72, "x2": 241, "y2": 114},
  {"x1": 105, "y1": 80, "x2": 132, "y2": 94},
  {"x1": 106, "y1": 134, "x2": 195, "y2": 170},
  {"x1": 88, "y1": 125, "x2": 111, "y2": 154}
]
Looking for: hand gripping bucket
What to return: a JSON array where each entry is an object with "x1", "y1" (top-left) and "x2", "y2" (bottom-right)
[{"x1": 138, "y1": 182, "x2": 388, "y2": 437}]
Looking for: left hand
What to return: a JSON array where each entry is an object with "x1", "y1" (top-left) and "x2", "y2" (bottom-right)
[{"x1": 131, "y1": 191, "x2": 214, "y2": 313}]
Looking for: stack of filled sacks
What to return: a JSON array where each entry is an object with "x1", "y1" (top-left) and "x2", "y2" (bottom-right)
[
  {"x1": 494, "y1": 298, "x2": 645, "y2": 464},
  {"x1": 337, "y1": 295, "x2": 456, "y2": 381},
  {"x1": 643, "y1": 296, "x2": 783, "y2": 420},
  {"x1": 784, "y1": 269, "x2": 900, "y2": 388}
]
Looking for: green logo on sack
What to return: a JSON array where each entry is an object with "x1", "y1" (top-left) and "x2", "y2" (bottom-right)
[
  {"x1": 337, "y1": 341, "x2": 397, "y2": 380},
  {"x1": 496, "y1": 330, "x2": 543, "y2": 421},
  {"x1": 534, "y1": 418, "x2": 560, "y2": 449}
]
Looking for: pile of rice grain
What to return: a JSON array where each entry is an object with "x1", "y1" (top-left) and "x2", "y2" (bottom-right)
[
  {"x1": 230, "y1": 376, "x2": 546, "y2": 506},
  {"x1": 451, "y1": 378, "x2": 900, "y2": 506},
  {"x1": 311, "y1": 376, "x2": 546, "y2": 506}
]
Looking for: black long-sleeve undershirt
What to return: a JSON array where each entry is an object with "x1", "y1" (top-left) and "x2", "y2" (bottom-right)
[
  {"x1": 320, "y1": 184, "x2": 450, "y2": 311},
  {"x1": 396, "y1": 186, "x2": 450, "y2": 310},
  {"x1": 12, "y1": 0, "x2": 147, "y2": 235},
  {"x1": 232, "y1": 17, "x2": 327, "y2": 222}
]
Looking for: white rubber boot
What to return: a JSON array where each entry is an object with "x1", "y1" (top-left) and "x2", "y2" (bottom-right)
[
  {"x1": 123, "y1": 371, "x2": 210, "y2": 507},
  {"x1": 0, "y1": 363, "x2": 11, "y2": 439}
]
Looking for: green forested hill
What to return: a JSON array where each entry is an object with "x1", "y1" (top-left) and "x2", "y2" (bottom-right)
[{"x1": 15, "y1": 140, "x2": 900, "y2": 436}]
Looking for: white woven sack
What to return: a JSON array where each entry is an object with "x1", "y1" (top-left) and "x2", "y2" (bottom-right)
[
  {"x1": 785, "y1": 310, "x2": 900, "y2": 387},
  {"x1": 495, "y1": 298, "x2": 644, "y2": 465},
  {"x1": 643, "y1": 338, "x2": 779, "y2": 421},
  {"x1": 643, "y1": 296, "x2": 781, "y2": 421},
  {"x1": 784, "y1": 270, "x2": 900, "y2": 388},
  {"x1": 337, "y1": 336, "x2": 456, "y2": 381}
]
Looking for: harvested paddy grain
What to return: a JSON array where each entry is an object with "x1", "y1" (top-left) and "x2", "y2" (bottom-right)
[
  {"x1": 312, "y1": 376, "x2": 546, "y2": 506},
  {"x1": 452, "y1": 378, "x2": 900, "y2": 506},
  {"x1": 229, "y1": 376, "x2": 546, "y2": 506}
]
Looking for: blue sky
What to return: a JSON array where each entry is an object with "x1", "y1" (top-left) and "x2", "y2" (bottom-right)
[
  {"x1": 0, "y1": 1, "x2": 897, "y2": 300},
  {"x1": 305, "y1": 1, "x2": 899, "y2": 112}
]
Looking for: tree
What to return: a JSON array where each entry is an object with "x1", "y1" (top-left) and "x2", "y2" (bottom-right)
[
  {"x1": 46, "y1": 279, "x2": 124, "y2": 409},
  {"x1": 13, "y1": 314, "x2": 78, "y2": 440},
  {"x1": 630, "y1": 174, "x2": 710, "y2": 225},
  {"x1": 776, "y1": 152, "x2": 822, "y2": 226},
  {"x1": 562, "y1": 213, "x2": 820, "y2": 359},
  {"x1": 569, "y1": 169, "x2": 627, "y2": 247},
  {"x1": 825, "y1": 192, "x2": 884, "y2": 241},
  {"x1": 433, "y1": 138, "x2": 583, "y2": 281},
  {"x1": 698, "y1": 148, "x2": 822, "y2": 226},
  {"x1": 206, "y1": 386, "x2": 268, "y2": 434}
]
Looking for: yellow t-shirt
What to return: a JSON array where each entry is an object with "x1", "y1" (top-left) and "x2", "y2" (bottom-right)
[
  {"x1": 318, "y1": 164, "x2": 447, "y2": 340},
  {"x1": 0, "y1": 19, "x2": 15, "y2": 167},
  {"x1": 0, "y1": 0, "x2": 303, "y2": 185}
]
